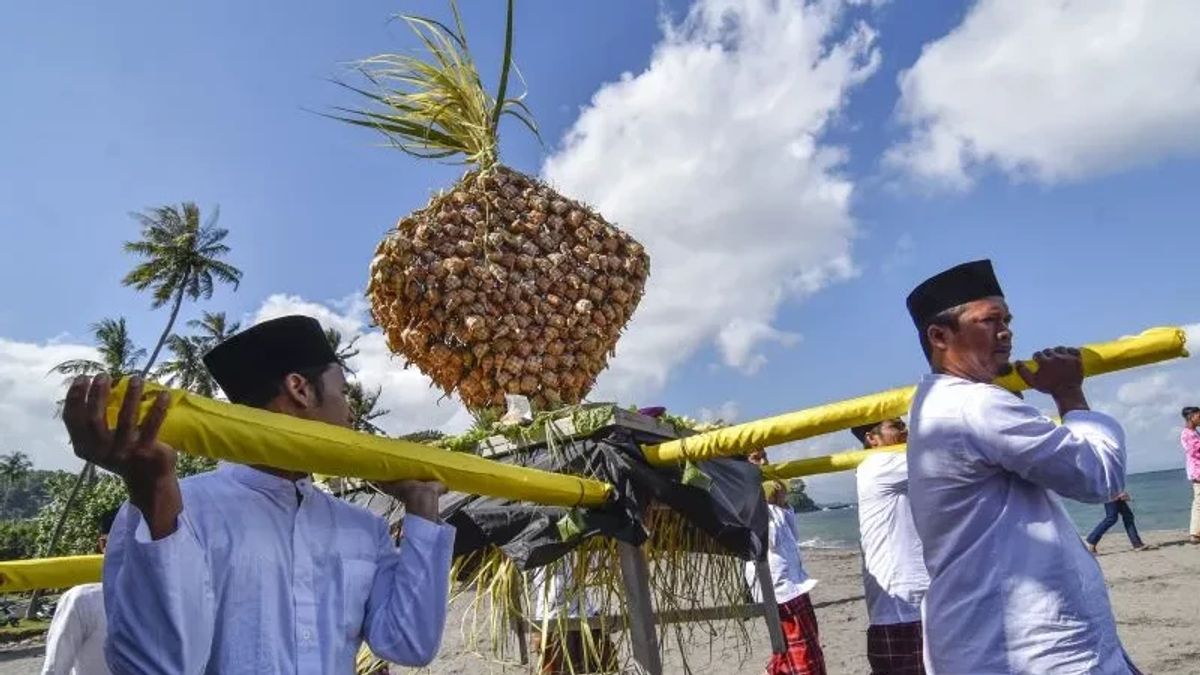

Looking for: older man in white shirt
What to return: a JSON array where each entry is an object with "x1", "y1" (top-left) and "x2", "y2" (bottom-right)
[
  {"x1": 61, "y1": 315, "x2": 454, "y2": 674},
  {"x1": 851, "y1": 419, "x2": 928, "y2": 675},
  {"x1": 904, "y1": 260, "x2": 1138, "y2": 675}
]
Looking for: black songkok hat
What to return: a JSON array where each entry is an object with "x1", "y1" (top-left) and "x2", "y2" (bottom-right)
[
  {"x1": 1183, "y1": 406, "x2": 1200, "y2": 419},
  {"x1": 203, "y1": 315, "x2": 337, "y2": 403},
  {"x1": 850, "y1": 423, "x2": 877, "y2": 446},
  {"x1": 906, "y1": 259, "x2": 1004, "y2": 327}
]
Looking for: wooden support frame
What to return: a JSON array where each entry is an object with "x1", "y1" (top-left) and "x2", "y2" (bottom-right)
[
  {"x1": 521, "y1": 547, "x2": 784, "y2": 674},
  {"x1": 508, "y1": 566, "x2": 530, "y2": 665},
  {"x1": 617, "y1": 541, "x2": 663, "y2": 675},
  {"x1": 755, "y1": 559, "x2": 787, "y2": 654}
]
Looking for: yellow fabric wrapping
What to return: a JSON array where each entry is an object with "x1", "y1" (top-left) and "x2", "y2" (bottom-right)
[
  {"x1": 0, "y1": 555, "x2": 102, "y2": 593},
  {"x1": 645, "y1": 326, "x2": 1188, "y2": 466},
  {"x1": 102, "y1": 380, "x2": 613, "y2": 508},
  {"x1": 760, "y1": 445, "x2": 906, "y2": 481}
]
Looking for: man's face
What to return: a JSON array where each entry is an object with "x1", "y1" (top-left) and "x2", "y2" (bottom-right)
[
  {"x1": 867, "y1": 419, "x2": 907, "y2": 448},
  {"x1": 1189, "y1": 411, "x2": 1200, "y2": 428},
  {"x1": 97, "y1": 534, "x2": 108, "y2": 554},
  {"x1": 296, "y1": 365, "x2": 353, "y2": 428},
  {"x1": 931, "y1": 297, "x2": 1013, "y2": 381}
]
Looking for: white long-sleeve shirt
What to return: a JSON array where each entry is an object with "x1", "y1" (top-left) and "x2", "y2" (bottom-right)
[
  {"x1": 102, "y1": 462, "x2": 455, "y2": 674},
  {"x1": 41, "y1": 583, "x2": 109, "y2": 675},
  {"x1": 855, "y1": 453, "x2": 928, "y2": 626},
  {"x1": 530, "y1": 560, "x2": 596, "y2": 621},
  {"x1": 744, "y1": 504, "x2": 817, "y2": 605},
  {"x1": 908, "y1": 374, "x2": 1136, "y2": 675}
]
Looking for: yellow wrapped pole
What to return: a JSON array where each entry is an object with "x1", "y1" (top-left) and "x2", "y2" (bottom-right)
[
  {"x1": 760, "y1": 445, "x2": 906, "y2": 482},
  {"x1": 644, "y1": 326, "x2": 1187, "y2": 466},
  {"x1": 0, "y1": 555, "x2": 102, "y2": 593},
  {"x1": 102, "y1": 380, "x2": 613, "y2": 508}
]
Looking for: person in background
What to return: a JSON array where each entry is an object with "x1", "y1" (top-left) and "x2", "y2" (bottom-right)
[
  {"x1": 747, "y1": 480, "x2": 825, "y2": 675},
  {"x1": 41, "y1": 508, "x2": 120, "y2": 675},
  {"x1": 851, "y1": 419, "x2": 928, "y2": 675},
  {"x1": 1180, "y1": 406, "x2": 1200, "y2": 544},
  {"x1": 904, "y1": 259, "x2": 1138, "y2": 674},
  {"x1": 747, "y1": 448, "x2": 768, "y2": 466},
  {"x1": 1085, "y1": 492, "x2": 1150, "y2": 553},
  {"x1": 529, "y1": 560, "x2": 616, "y2": 675}
]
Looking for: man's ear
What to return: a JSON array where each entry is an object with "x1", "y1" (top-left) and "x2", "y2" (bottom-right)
[
  {"x1": 280, "y1": 372, "x2": 314, "y2": 409},
  {"x1": 927, "y1": 323, "x2": 952, "y2": 354}
]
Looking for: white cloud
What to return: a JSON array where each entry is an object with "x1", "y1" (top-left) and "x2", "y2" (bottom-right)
[
  {"x1": 888, "y1": 0, "x2": 1200, "y2": 188},
  {"x1": 717, "y1": 319, "x2": 801, "y2": 374},
  {"x1": 0, "y1": 338, "x2": 96, "y2": 471},
  {"x1": 543, "y1": 0, "x2": 879, "y2": 402},
  {"x1": 698, "y1": 400, "x2": 740, "y2": 425},
  {"x1": 252, "y1": 293, "x2": 470, "y2": 437}
]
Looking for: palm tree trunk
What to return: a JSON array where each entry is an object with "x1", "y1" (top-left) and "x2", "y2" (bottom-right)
[
  {"x1": 143, "y1": 279, "x2": 189, "y2": 374},
  {"x1": 25, "y1": 464, "x2": 93, "y2": 618},
  {"x1": 29, "y1": 276, "x2": 191, "y2": 618}
]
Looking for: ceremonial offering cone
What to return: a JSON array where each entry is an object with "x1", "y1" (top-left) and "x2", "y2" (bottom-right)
[{"x1": 333, "y1": 0, "x2": 649, "y2": 411}]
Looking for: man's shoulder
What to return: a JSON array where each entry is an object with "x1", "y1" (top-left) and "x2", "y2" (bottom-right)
[
  {"x1": 914, "y1": 376, "x2": 999, "y2": 414},
  {"x1": 57, "y1": 583, "x2": 104, "y2": 613}
]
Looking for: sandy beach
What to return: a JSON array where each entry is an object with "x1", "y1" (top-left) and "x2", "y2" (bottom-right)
[{"x1": 3, "y1": 530, "x2": 1196, "y2": 674}]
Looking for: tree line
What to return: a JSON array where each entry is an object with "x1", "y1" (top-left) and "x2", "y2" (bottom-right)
[{"x1": 2, "y1": 202, "x2": 391, "y2": 563}]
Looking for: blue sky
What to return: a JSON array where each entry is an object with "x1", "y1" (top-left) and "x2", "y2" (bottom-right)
[{"x1": 3, "y1": 0, "x2": 1198, "y2": 502}]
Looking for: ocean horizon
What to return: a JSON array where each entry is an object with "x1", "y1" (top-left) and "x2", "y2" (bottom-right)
[{"x1": 795, "y1": 467, "x2": 1194, "y2": 550}]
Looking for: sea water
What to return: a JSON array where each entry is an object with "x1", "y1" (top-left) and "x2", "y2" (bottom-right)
[{"x1": 795, "y1": 468, "x2": 1194, "y2": 549}]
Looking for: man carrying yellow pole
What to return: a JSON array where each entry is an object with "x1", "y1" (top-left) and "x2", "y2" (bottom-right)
[
  {"x1": 62, "y1": 315, "x2": 454, "y2": 673},
  {"x1": 850, "y1": 419, "x2": 928, "y2": 675},
  {"x1": 904, "y1": 260, "x2": 1139, "y2": 675}
]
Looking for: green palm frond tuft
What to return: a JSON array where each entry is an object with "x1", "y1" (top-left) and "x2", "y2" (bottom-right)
[{"x1": 329, "y1": 0, "x2": 538, "y2": 169}]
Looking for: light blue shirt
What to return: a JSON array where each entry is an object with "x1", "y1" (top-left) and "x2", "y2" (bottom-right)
[
  {"x1": 102, "y1": 463, "x2": 454, "y2": 674},
  {"x1": 908, "y1": 374, "x2": 1135, "y2": 675}
]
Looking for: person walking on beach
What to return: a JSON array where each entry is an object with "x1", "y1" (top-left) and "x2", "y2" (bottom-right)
[
  {"x1": 1085, "y1": 492, "x2": 1149, "y2": 553},
  {"x1": 851, "y1": 419, "x2": 928, "y2": 674},
  {"x1": 61, "y1": 315, "x2": 455, "y2": 673},
  {"x1": 1180, "y1": 406, "x2": 1200, "y2": 544},
  {"x1": 747, "y1": 480, "x2": 826, "y2": 675},
  {"x1": 904, "y1": 260, "x2": 1139, "y2": 674},
  {"x1": 40, "y1": 508, "x2": 119, "y2": 675}
]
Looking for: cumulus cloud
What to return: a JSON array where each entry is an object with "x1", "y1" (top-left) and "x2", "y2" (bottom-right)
[
  {"x1": 252, "y1": 293, "x2": 471, "y2": 437},
  {"x1": 888, "y1": 0, "x2": 1200, "y2": 188},
  {"x1": 698, "y1": 400, "x2": 741, "y2": 425},
  {"x1": 543, "y1": 0, "x2": 879, "y2": 401},
  {"x1": 0, "y1": 338, "x2": 96, "y2": 470}
]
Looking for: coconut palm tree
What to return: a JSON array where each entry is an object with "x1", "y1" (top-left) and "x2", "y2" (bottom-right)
[
  {"x1": 189, "y1": 310, "x2": 241, "y2": 348},
  {"x1": 325, "y1": 327, "x2": 361, "y2": 371},
  {"x1": 347, "y1": 381, "x2": 390, "y2": 435},
  {"x1": 123, "y1": 202, "x2": 243, "y2": 372},
  {"x1": 156, "y1": 334, "x2": 218, "y2": 397},
  {"x1": 50, "y1": 317, "x2": 146, "y2": 383},
  {"x1": 38, "y1": 205, "x2": 242, "y2": 603},
  {"x1": 0, "y1": 451, "x2": 32, "y2": 487}
]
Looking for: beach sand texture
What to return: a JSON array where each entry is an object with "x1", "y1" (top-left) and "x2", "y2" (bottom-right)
[{"x1": 1, "y1": 531, "x2": 1196, "y2": 674}]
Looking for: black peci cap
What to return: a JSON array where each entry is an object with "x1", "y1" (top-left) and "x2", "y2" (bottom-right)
[
  {"x1": 202, "y1": 315, "x2": 337, "y2": 403},
  {"x1": 906, "y1": 259, "x2": 1004, "y2": 327}
]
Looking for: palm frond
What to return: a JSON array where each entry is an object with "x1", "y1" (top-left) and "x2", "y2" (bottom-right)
[{"x1": 330, "y1": 0, "x2": 533, "y2": 169}]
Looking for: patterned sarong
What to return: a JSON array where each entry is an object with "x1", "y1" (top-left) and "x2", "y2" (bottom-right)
[{"x1": 866, "y1": 621, "x2": 925, "y2": 675}]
